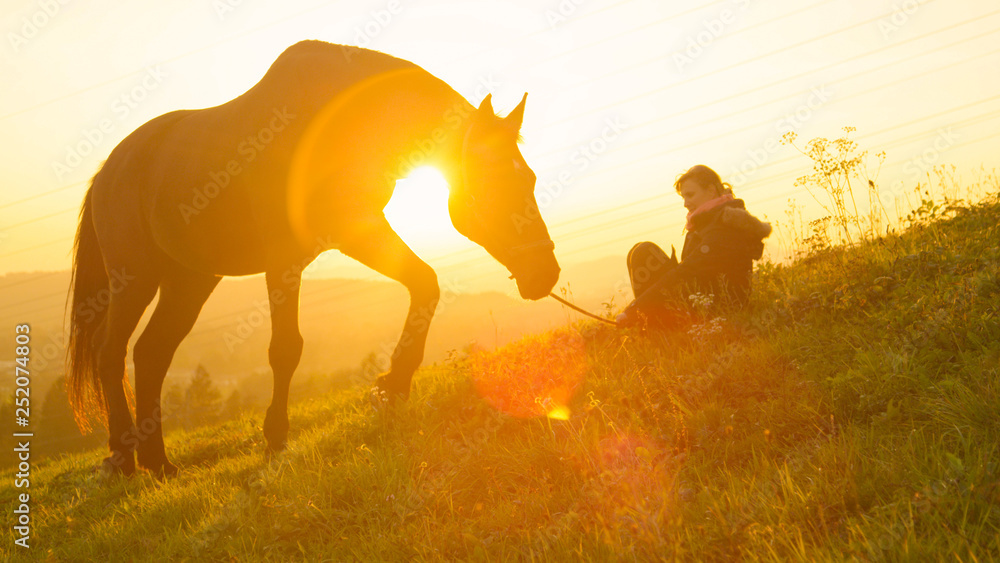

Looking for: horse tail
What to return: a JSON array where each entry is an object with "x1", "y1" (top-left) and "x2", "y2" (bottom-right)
[{"x1": 66, "y1": 177, "x2": 109, "y2": 433}]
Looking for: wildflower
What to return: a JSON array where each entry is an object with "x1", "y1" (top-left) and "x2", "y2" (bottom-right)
[
  {"x1": 687, "y1": 315, "x2": 726, "y2": 337},
  {"x1": 688, "y1": 292, "x2": 715, "y2": 310}
]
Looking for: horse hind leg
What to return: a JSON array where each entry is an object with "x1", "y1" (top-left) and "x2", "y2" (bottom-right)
[
  {"x1": 133, "y1": 270, "x2": 220, "y2": 476},
  {"x1": 95, "y1": 270, "x2": 159, "y2": 476}
]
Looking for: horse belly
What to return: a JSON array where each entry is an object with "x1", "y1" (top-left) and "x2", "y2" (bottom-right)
[{"x1": 146, "y1": 171, "x2": 271, "y2": 276}]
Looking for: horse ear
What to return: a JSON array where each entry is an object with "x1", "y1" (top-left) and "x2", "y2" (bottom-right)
[
  {"x1": 505, "y1": 93, "x2": 527, "y2": 131},
  {"x1": 477, "y1": 94, "x2": 494, "y2": 115}
]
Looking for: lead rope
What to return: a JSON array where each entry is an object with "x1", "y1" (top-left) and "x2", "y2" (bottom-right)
[{"x1": 548, "y1": 293, "x2": 619, "y2": 326}]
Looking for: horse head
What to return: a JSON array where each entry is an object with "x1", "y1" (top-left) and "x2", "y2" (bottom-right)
[{"x1": 449, "y1": 94, "x2": 560, "y2": 300}]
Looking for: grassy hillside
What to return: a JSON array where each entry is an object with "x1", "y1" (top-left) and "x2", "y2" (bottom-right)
[{"x1": 2, "y1": 189, "x2": 998, "y2": 560}]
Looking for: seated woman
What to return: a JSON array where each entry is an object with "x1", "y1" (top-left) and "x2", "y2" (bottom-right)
[{"x1": 617, "y1": 165, "x2": 772, "y2": 327}]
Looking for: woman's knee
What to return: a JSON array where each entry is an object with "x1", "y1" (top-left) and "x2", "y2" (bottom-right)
[
  {"x1": 627, "y1": 241, "x2": 661, "y2": 268},
  {"x1": 629, "y1": 242, "x2": 674, "y2": 280}
]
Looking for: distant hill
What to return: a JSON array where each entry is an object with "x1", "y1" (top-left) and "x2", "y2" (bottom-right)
[
  {"x1": 554, "y1": 254, "x2": 634, "y2": 310},
  {"x1": 0, "y1": 258, "x2": 631, "y2": 396}
]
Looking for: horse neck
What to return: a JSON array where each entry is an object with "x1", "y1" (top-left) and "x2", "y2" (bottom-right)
[
  {"x1": 409, "y1": 92, "x2": 476, "y2": 183},
  {"x1": 342, "y1": 72, "x2": 477, "y2": 188}
]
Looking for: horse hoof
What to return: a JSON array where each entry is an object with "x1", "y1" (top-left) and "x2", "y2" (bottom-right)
[
  {"x1": 148, "y1": 463, "x2": 179, "y2": 480},
  {"x1": 264, "y1": 431, "x2": 288, "y2": 451},
  {"x1": 159, "y1": 461, "x2": 179, "y2": 478},
  {"x1": 99, "y1": 455, "x2": 134, "y2": 478},
  {"x1": 263, "y1": 423, "x2": 288, "y2": 452},
  {"x1": 262, "y1": 407, "x2": 289, "y2": 451},
  {"x1": 139, "y1": 457, "x2": 179, "y2": 478},
  {"x1": 263, "y1": 426, "x2": 288, "y2": 452},
  {"x1": 372, "y1": 374, "x2": 410, "y2": 407},
  {"x1": 265, "y1": 437, "x2": 287, "y2": 453}
]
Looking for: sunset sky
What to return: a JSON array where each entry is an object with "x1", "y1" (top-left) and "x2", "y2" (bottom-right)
[{"x1": 2, "y1": 0, "x2": 998, "y2": 297}]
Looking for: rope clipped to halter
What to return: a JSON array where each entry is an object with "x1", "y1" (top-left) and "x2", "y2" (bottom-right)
[{"x1": 548, "y1": 293, "x2": 619, "y2": 326}]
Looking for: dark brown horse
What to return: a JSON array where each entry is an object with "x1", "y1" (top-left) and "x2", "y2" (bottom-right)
[{"x1": 66, "y1": 40, "x2": 560, "y2": 477}]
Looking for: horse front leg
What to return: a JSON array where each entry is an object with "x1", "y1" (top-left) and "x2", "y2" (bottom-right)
[
  {"x1": 375, "y1": 269, "x2": 439, "y2": 403},
  {"x1": 262, "y1": 269, "x2": 304, "y2": 452},
  {"x1": 341, "y1": 220, "x2": 440, "y2": 403}
]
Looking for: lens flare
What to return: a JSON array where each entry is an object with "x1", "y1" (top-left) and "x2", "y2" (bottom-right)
[
  {"x1": 287, "y1": 67, "x2": 458, "y2": 247},
  {"x1": 470, "y1": 328, "x2": 586, "y2": 418},
  {"x1": 547, "y1": 405, "x2": 571, "y2": 420},
  {"x1": 384, "y1": 165, "x2": 460, "y2": 250}
]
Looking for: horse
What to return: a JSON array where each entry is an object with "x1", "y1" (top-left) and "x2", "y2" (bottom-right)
[{"x1": 66, "y1": 40, "x2": 560, "y2": 477}]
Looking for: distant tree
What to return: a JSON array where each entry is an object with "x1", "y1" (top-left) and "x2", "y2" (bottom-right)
[
  {"x1": 184, "y1": 364, "x2": 222, "y2": 429},
  {"x1": 0, "y1": 397, "x2": 15, "y2": 469},
  {"x1": 161, "y1": 381, "x2": 185, "y2": 428},
  {"x1": 36, "y1": 376, "x2": 103, "y2": 460},
  {"x1": 161, "y1": 365, "x2": 224, "y2": 430},
  {"x1": 221, "y1": 389, "x2": 244, "y2": 420}
]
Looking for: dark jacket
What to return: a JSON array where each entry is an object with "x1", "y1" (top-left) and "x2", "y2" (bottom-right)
[{"x1": 632, "y1": 199, "x2": 771, "y2": 310}]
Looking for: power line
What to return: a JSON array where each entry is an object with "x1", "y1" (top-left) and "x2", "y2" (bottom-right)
[
  {"x1": 539, "y1": 0, "x2": 946, "y2": 129},
  {"x1": 543, "y1": 89, "x2": 1000, "y2": 191},
  {"x1": 0, "y1": 237, "x2": 70, "y2": 259},
  {"x1": 0, "y1": 1, "x2": 343, "y2": 122},
  {"x1": 520, "y1": 0, "x2": 734, "y2": 68},
  {"x1": 0, "y1": 271, "x2": 67, "y2": 294},
  {"x1": 0, "y1": 0, "x2": 645, "y2": 123},
  {"x1": 3, "y1": 207, "x2": 77, "y2": 230},
  {"x1": 557, "y1": 2, "x2": 995, "y2": 96},
  {"x1": 553, "y1": 0, "x2": 841, "y2": 96},
  {"x1": 0, "y1": 181, "x2": 86, "y2": 211},
  {"x1": 531, "y1": 17, "x2": 1000, "y2": 161},
  {"x1": 435, "y1": 0, "x2": 656, "y2": 68}
]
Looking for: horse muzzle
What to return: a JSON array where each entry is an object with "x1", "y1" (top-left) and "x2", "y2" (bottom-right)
[{"x1": 507, "y1": 240, "x2": 560, "y2": 300}]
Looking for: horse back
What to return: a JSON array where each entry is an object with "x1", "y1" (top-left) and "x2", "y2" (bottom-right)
[{"x1": 117, "y1": 42, "x2": 421, "y2": 275}]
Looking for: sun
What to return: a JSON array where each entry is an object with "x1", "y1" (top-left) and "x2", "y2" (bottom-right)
[{"x1": 383, "y1": 166, "x2": 463, "y2": 253}]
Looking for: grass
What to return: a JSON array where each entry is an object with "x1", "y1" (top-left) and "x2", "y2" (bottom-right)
[{"x1": 3, "y1": 177, "x2": 999, "y2": 561}]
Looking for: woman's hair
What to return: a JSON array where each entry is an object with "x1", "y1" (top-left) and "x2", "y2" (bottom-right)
[{"x1": 674, "y1": 164, "x2": 734, "y2": 197}]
